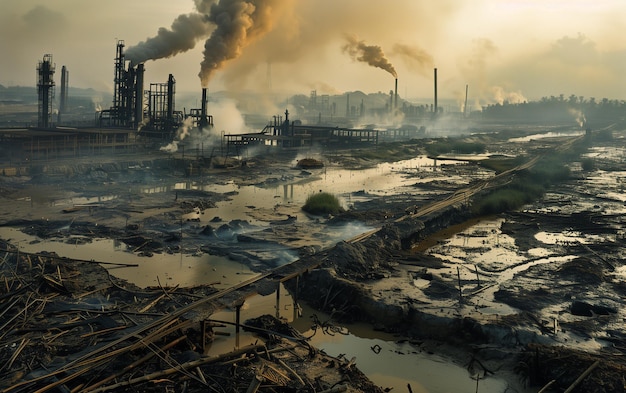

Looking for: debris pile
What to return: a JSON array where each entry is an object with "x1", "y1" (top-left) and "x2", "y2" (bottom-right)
[
  {"x1": 518, "y1": 343, "x2": 626, "y2": 393},
  {"x1": 0, "y1": 241, "x2": 382, "y2": 392}
]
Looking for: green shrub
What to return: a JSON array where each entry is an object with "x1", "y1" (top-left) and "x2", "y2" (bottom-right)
[{"x1": 302, "y1": 192, "x2": 344, "y2": 215}]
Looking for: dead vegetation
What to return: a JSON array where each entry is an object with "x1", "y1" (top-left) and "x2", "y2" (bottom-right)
[{"x1": 0, "y1": 240, "x2": 382, "y2": 393}]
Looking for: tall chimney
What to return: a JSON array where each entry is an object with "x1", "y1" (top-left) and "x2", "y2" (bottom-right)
[
  {"x1": 134, "y1": 63, "x2": 144, "y2": 129},
  {"x1": 434, "y1": 68, "x2": 438, "y2": 115},
  {"x1": 200, "y1": 87, "x2": 208, "y2": 128},
  {"x1": 394, "y1": 78, "x2": 398, "y2": 110}
]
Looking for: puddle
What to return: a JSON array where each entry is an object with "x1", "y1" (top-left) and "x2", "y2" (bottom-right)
[
  {"x1": 0, "y1": 227, "x2": 254, "y2": 289},
  {"x1": 535, "y1": 230, "x2": 606, "y2": 245}
]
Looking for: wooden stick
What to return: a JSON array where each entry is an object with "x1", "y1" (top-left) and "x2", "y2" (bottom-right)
[
  {"x1": 139, "y1": 293, "x2": 167, "y2": 313},
  {"x1": 457, "y1": 266, "x2": 463, "y2": 304},
  {"x1": 87, "y1": 344, "x2": 265, "y2": 393},
  {"x1": 563, "y1": 360, "x2": 600, "y2": 393},
  {"x1": 82, "y1": 335, "x2": 188, "y2": 392},
  {"x1": 537, "y1": 379, "x2": 556, "y2": 393}
]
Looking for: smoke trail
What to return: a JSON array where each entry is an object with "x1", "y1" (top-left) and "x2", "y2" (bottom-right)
[
  {"x1": 125, "y1": 13, "x2": 213, "y2": 65},
  {"x1": 199, "y1": 0, "x2": 281, "y2": 87},
  {"x1": 391, "y1": 43, "x2": 433, "y2": 75},
  {"x1": 342, "y1": 34, "x2": 397, "y2": 78}
]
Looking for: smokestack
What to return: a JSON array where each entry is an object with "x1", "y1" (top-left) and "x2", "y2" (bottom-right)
[
  {"x1": 167, "y1": 74, "x2": 175, "y2": 122},
  {"x1": 135, "y1": 63, "x2": 144, "y2": 128},
  {"x1": 200, "y1": 87, "x2": 208, "y2": 128},
  {"x1": 434, "y1": 68, "x2": 438, "y2": 115},
  {"x1": 394, "y1": 78, "x2": 398, "y2": 110},
  {"x1": 346, "y1": 93, "x2": 350, "y2": 117},
  {"x1": 59, "y1": 66, "x2": 68, "y2": 113}
]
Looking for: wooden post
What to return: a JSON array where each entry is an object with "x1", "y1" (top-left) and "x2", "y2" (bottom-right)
[
  {"x1": 474, "y1": 264, "x2": 480, "y2": 287},
  {"x1": 293, "y1": 275, "x2": 300, "y2": 320},
  {"x1": 275, "y1": 283, "x2": 281, "y2": 319},
  {"x1": 235, "y1": 302, "x2": 243, "y2": 349},
  {"x1": 201, "y1": 320, "x2": 207, "y2": 353},
  {"x1": 457, "y1": 266, "x2": 463, "y2": 304}
]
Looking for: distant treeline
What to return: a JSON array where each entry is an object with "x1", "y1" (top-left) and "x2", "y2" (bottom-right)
[{"x1": 479, "y1": 94, "x2": 625, "y2": 125}]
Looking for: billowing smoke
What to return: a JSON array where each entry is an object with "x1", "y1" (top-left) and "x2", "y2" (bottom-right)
[
  {"x1": 160, "y1": 98, "x2": 251, "y2": 154},
  {"x1": 199, "y1": 0, "x2": 281, "y2": 87},
  {"x1": 342, "y1": 34, "x2": 397, "y2": 78},
  {"x1": 391, "y1": 43, "x2": 433, "y2": 76},
  {"x1": 125, "y1": 0, "x2": 281, "y2": 87},
  {"x1": 125, "y1": 12, "x2": 213, "y2": 65}
]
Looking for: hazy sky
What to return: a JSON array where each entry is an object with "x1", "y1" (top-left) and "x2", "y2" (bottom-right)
[{"x1": 2, "y1": 0, "x2": 625, "y2": 107}]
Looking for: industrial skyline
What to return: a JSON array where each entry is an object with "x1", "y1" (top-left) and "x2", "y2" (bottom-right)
[{"x1": 1, "y1": 0, "x2": 625, "y2": 110}]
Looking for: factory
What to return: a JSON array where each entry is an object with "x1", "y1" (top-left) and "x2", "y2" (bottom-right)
[{"x1": 0, "y1": 41, "x2": 437, "y2": 168}]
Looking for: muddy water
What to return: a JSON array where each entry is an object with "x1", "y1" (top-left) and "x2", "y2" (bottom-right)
[{"x1": 157, "y1": 156, "x2": 444, "y2": 224}]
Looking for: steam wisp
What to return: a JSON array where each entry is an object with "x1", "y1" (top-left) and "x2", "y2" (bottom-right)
[{"x1": 343, "y1": 34, "x2": 397, "y2": 78}]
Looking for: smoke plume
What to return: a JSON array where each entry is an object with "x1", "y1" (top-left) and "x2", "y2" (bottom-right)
[
  {"x1": 125, "y1": 12, "x2": 213, "y2": 65},
  {"x1": 391, "y1": 43, "x2": 433, "y2": 76},
  {"x1": 342, "y1": 34, "x2": 397, "y2": 78},
  {"x1": 199, "y1": 0, "x2": 281, "y2": 87}
]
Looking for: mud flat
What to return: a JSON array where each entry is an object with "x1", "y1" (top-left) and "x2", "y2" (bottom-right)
[{"x1": 2, "y1": 127, "x2": 626, "y2": 391}]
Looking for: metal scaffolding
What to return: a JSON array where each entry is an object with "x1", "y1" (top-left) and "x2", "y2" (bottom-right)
[{"x1": 37, "y1": 54, "x2": 55, "y2": 129}]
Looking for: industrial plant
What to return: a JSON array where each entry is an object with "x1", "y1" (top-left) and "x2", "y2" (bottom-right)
[{"x1": 0, "y1": 40, "x2": 446, "y2": 171}]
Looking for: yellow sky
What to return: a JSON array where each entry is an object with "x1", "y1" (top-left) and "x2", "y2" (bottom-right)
[{"x1": 1, "y1": 0, "x2": 625, "y2": 106}]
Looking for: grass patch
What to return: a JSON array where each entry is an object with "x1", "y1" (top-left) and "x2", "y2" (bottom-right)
[
  {"x1": 302, "y1": 192, "x2": 344, "y2": 215},
  {"x1": 472, "y1": 158, "x2": 570, "y2": 215},
  {"x1": 425, "y1": 140, "x2": 486, "y2": 156}
]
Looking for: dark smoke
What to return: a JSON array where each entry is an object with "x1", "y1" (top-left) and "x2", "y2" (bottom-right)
[
  {"x1": 199, "y1": 0, "x2": 281, "y2": 87},
  {"x1": 125, "y1": 12, "x2": 213, "y2": 65},
  {"x1": 124, "y1": 0, "x2": 281, "y2": 87},
  {"x1": 342, "y1": 33, "x2": 397, "y2": 78}
]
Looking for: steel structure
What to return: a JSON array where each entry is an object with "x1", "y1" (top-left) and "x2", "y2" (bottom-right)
[
  {"x1": 141, "y1": 74, "x2": 183, "y2": 139},
  {"x1": 100, "y1": 40, "x2": 145, "y2": 129},
  {"x1": 37, "y1": 54, "x2": 55, "y2": 129}
]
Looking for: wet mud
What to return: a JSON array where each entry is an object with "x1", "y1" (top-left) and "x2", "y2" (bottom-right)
[{"x1": 2, "y1": 129, "x2": 626, "y2": 392}]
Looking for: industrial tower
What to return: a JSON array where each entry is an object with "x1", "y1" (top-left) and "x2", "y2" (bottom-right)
[{"x1": 37, "y1": 54, "x2": 55, "y2": 128}]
